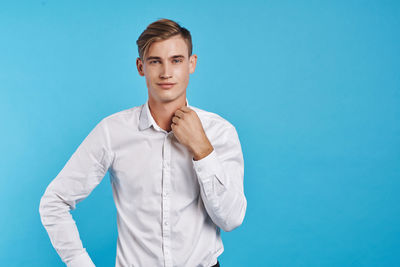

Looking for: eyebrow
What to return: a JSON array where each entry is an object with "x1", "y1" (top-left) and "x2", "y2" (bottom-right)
[{"x1": 145, "y1": 55, "x2": 185, "y2": 62}]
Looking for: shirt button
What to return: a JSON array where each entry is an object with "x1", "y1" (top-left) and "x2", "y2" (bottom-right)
[
  {"x1": 163, "y1": 192, "x2": 168, "y2": 197},
  {"x1": 164, "y1": 221, "x2": 168, "y2": 226}
]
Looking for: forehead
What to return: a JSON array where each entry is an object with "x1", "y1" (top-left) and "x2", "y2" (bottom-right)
[{"x1": 146, "y1": 35, "x2": 189, "y2": 58}]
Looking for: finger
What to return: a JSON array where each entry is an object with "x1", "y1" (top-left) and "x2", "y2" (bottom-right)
[
  {"x1": 174, "y1": 109, "x2": 185, "y2": 119},
  {"x1": 180, "y1": 106, "x2": 192, "y2": 113},
  {"x1": 172, "y1": 116, "x2": 180, "y2": 124}
]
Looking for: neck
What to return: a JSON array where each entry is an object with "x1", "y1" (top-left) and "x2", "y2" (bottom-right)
[{"x1": 148, "y1": 96, "x2": 187, "y2": 132}]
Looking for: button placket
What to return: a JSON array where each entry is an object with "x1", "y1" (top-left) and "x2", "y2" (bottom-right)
[{"x1": 162, "y1": 133, "x2": 173, "y2": 267}]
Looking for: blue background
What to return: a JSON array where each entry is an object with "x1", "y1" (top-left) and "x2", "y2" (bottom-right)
[{"x1": 1, "y1": 0, "x2": 399, "y2": 266}]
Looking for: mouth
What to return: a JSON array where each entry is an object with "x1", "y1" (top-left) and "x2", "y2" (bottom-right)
[{"x1": 157, "y1": 83, "x2": 176, "y2": 89}]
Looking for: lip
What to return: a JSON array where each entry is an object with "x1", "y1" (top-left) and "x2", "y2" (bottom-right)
[{"x1": 157, "y1": 83, "x2": 176, "y2": 89}]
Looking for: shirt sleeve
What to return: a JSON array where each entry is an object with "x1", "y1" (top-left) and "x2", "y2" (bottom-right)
[
  {"x1": 39, "y1": 118, "x2": 114, "y2": 267},
  {"x1": 192, "y1": 124, "x2": 247, "y2": 232}
]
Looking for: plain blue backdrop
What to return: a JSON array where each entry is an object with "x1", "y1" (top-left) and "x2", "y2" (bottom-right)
[{"x1": 1, "y1": 0, "x2": 399, "y2": 266}]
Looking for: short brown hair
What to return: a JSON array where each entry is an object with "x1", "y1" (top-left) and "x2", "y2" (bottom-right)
[{"x1": 136, "y1": 18, "x2": 193, "y2": 60}]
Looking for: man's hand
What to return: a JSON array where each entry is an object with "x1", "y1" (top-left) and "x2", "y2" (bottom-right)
[{"x1": 171, "y1": 106, "x2": 214, "y2": 161}]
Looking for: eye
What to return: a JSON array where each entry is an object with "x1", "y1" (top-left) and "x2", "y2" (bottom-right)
[
  {"x1": 173, "y1": 59, "x2": 183, "y2": 63},
  {"x1": 149, "y1": 60, "x2": 160, "y2": 64}
]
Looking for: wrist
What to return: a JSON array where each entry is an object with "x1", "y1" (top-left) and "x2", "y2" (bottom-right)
[{"x1": 192, "y1": 141, "x2": 214, "y2": 161}]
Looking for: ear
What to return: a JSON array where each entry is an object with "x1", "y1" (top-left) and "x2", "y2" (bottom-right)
[
  {"x1": 136, "y1": 57, "x2": 145, "y2": 76},
  {"x1": 189, "y1": 54, "x2": 197, "y2": 74}
]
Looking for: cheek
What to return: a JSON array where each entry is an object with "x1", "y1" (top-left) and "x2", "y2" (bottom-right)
[
  {"x1": 177, "y1": 68, "x2": 190, "y2": 84},
  {"x1": 145, "y1": 71, "x2": 157, "y2": 85},
  {"x1": 145, "y1": 76, "x2": 151, "y2": 87},
  {"x1": 182, "y1": 73, "x2": 190, "y2": 86}
]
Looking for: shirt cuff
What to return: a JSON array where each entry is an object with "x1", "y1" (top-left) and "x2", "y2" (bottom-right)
[
  {"x1": 67, "y1": 251, "x2": 95, "y2": 267},
  {"x1": 192, "y1": 149, "x2": 225, "y2": 186}
]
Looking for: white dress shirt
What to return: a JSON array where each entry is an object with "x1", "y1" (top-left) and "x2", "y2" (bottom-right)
[{"x1": 39, "y1": 99, "x2": 247, "y2": 267}]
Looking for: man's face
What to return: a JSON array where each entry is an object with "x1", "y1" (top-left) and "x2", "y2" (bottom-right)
[{"x1": 136, "y1": 35, "x2": 197, "y2": 104}]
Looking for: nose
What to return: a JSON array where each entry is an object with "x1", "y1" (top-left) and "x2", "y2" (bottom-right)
[{"x1": 160, "y1": 62, "x2": 172, "y2": 79}]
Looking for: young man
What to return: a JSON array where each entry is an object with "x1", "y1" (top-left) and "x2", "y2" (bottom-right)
[{"x1": 39, "y1": 18, "x2": 247, "y2": 267}]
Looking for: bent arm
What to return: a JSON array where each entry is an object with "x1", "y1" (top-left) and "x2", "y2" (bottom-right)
[
  {"x1": 39, "y1": 119, "x2": 113, "y2": 267},
  {"x1": 193, "y1": 125, "x2": 247, "y2": 232}
]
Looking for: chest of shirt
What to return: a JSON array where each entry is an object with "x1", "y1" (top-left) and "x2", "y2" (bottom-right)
[{"x1": 108, "y1": 130, "x2": 200, "y2": 201}]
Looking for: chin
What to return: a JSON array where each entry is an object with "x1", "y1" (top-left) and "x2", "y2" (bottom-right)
[{"x1": 155, "y1": 91, "x2": 185, "y2": 103}]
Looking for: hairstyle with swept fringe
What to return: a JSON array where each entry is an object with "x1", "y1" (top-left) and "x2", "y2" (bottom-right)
[{"x1": 136, "y1": 18, "x2": 193, "y2": 60}]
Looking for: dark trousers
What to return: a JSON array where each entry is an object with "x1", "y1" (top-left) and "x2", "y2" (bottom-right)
[{"x1": 211, "y1": 261, "x2": 220, "y2": 267}]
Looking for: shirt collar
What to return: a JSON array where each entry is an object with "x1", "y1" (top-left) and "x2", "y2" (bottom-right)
[{"x1": 138, "y1": 98, "x2": 190, "y2": 131}]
